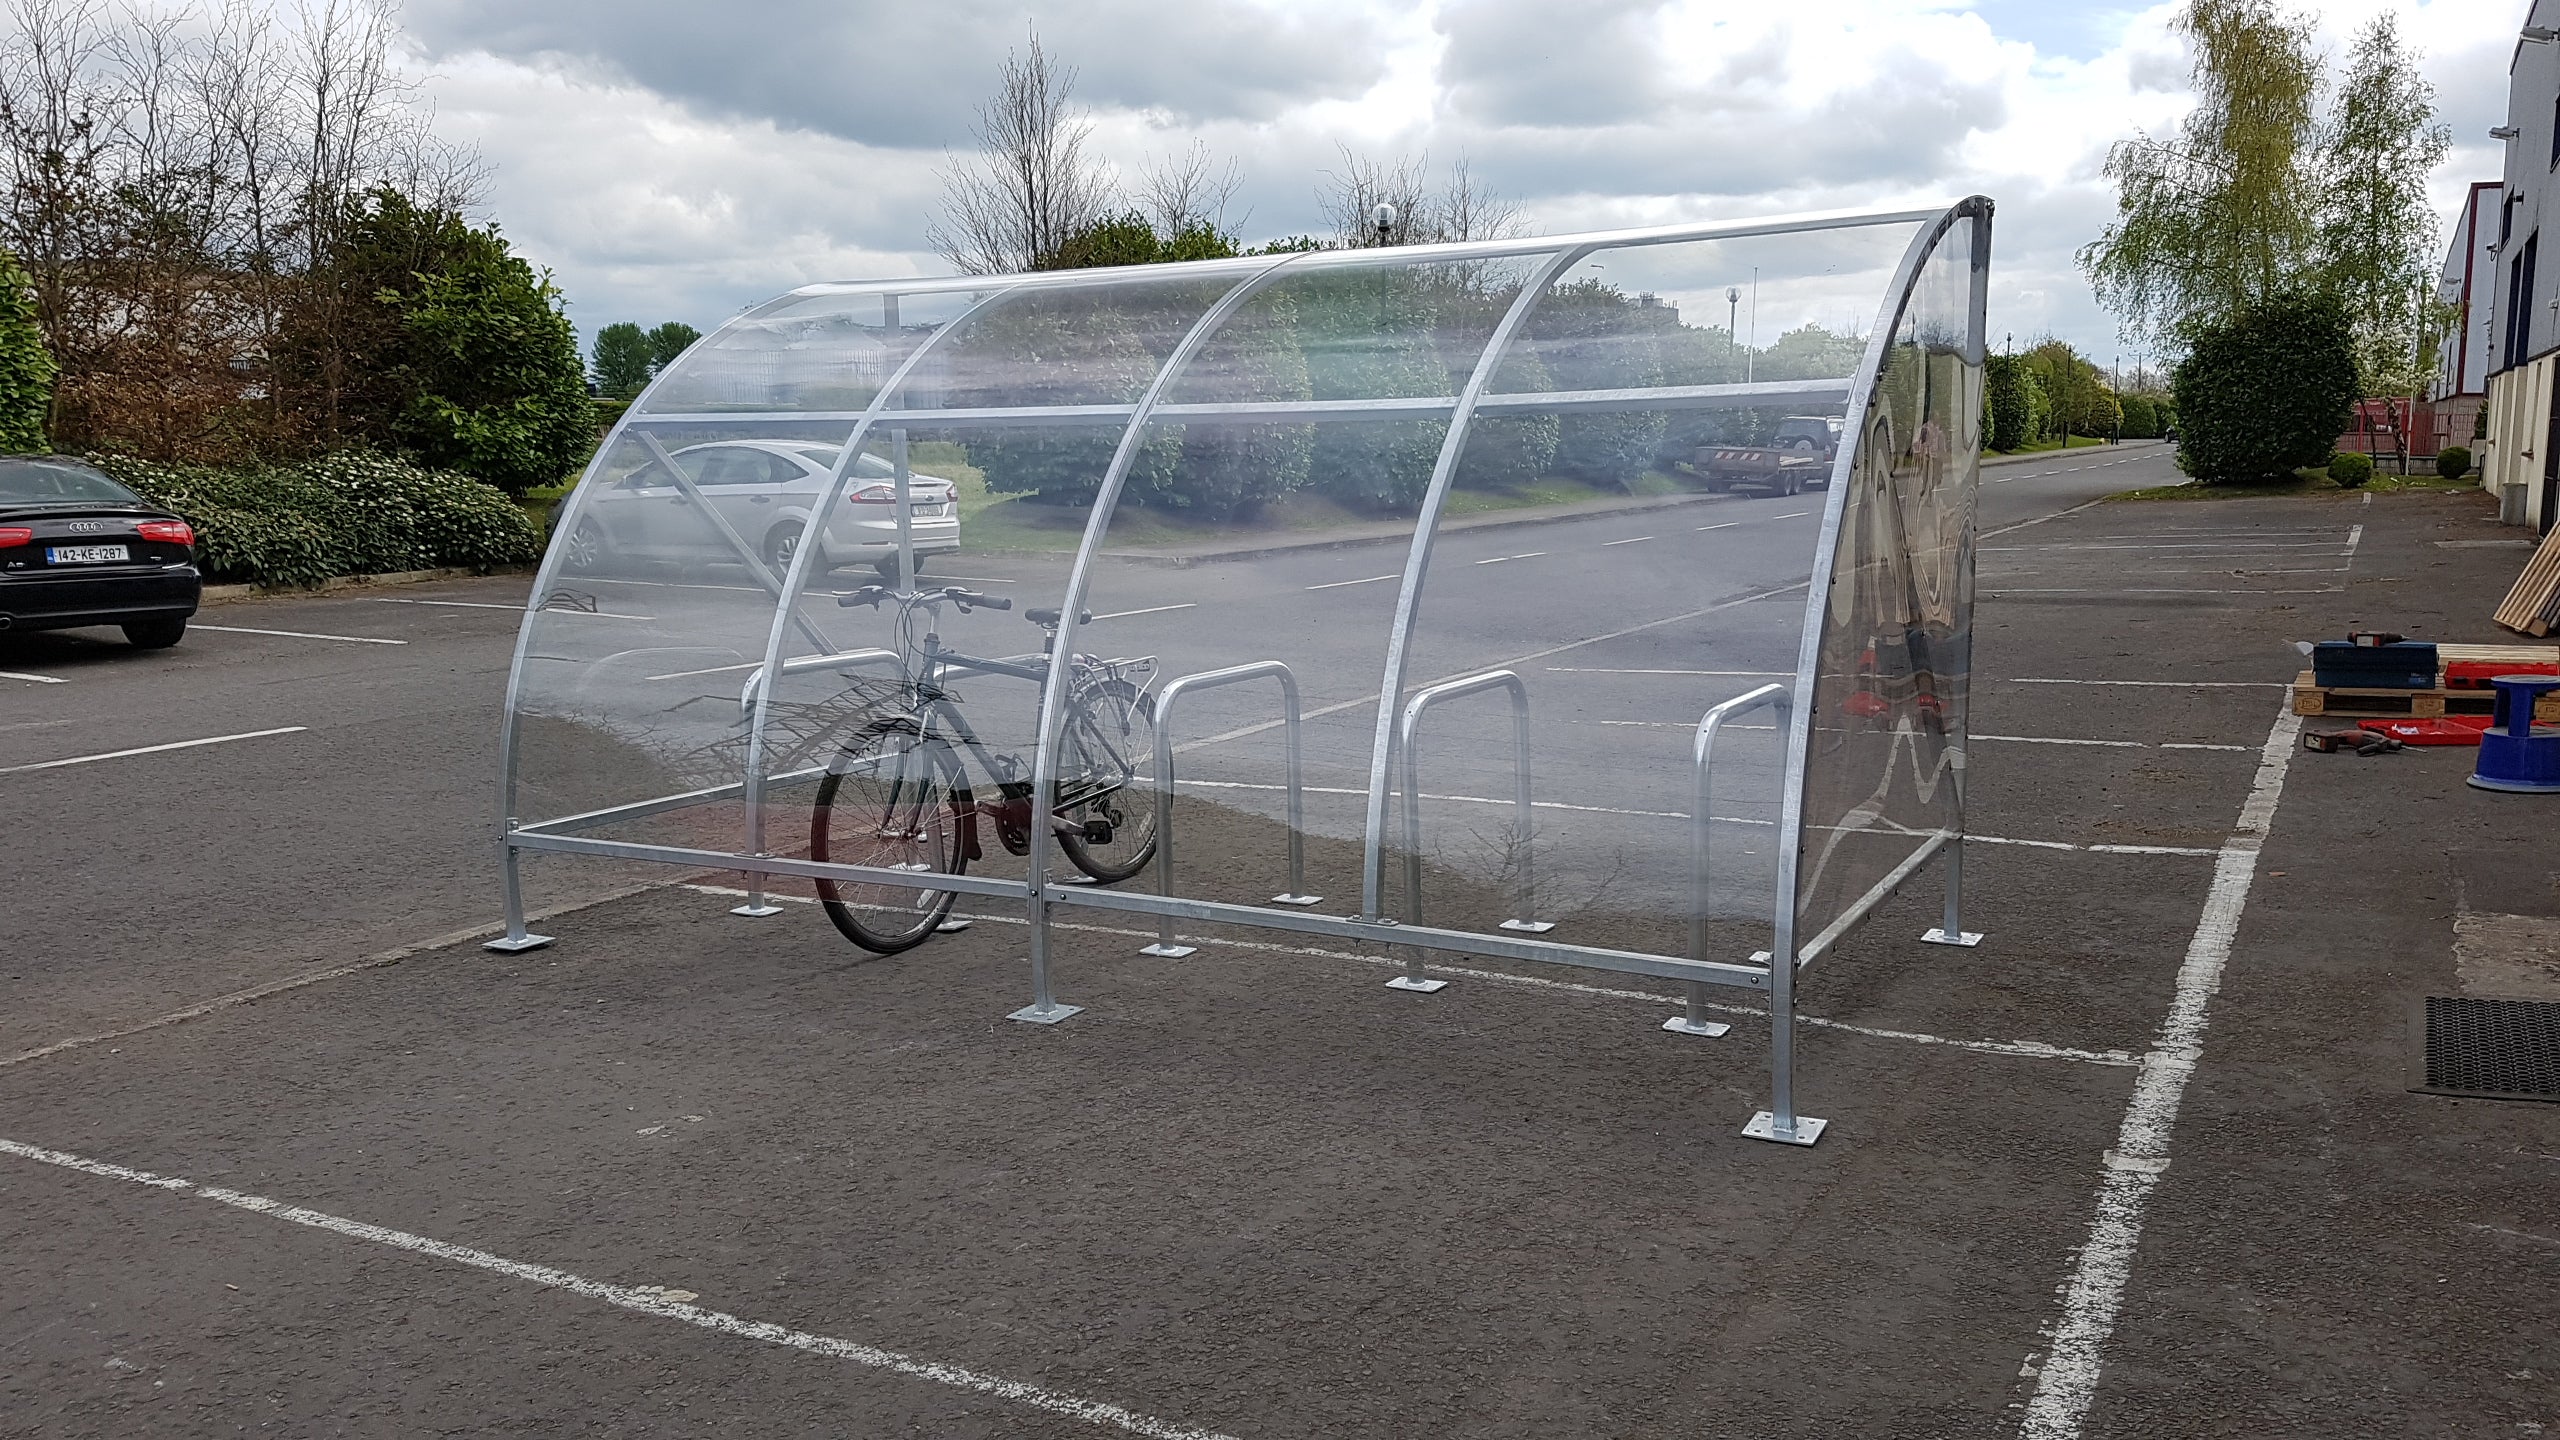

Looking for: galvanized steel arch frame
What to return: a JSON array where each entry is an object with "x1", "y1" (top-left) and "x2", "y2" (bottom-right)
[{"x1": 485, "y1": 198, "x2": 1996, "y2": 1145}]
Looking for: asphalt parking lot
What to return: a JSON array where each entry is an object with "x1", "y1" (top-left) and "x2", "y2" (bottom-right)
[{"x1": 4, "y1": 441, "x2": 2556, "y2": 1438}]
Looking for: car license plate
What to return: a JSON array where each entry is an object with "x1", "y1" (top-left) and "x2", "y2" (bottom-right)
[{"x1": 48, "y1": 543, "x2": 129, "y2": 564}]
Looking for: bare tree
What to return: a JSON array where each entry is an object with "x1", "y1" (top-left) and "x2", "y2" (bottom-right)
[
  {"x1": 928, "y1": 31, "x2": 1116, "y2": 274},
  {"x1": 1318, "y1": 146, "x2": 1522, "y2": 247},
  {"x1": 1138, "y1": 138, "x2": 1240, "y2": 239}
]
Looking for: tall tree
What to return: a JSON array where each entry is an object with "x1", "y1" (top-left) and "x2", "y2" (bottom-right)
[
  {"x1": 590, "y1": 321, "x2": 651, "y2": 398},
  {"x1": 2078, "y1": 0, "x2": 2322, "y2": 345},
  {"x1": 643, "y1": 320, "x2": 699, "y2": 373},
  {"x1": 2315, "y1": 13, "x2": 2451, "y2": 398},
  {"x1": 927, "y1": 31, "x2": 1114, "y2": 276}
]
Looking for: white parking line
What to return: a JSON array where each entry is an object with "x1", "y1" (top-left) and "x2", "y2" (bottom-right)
[
  {"x1": 2018, "y1": 704, "x2": 2301, "y2": 1436},
  {"x1": 192, "y1": 624, "x2": 406, "y2": 645},
  {"x1": 646, "y1": 659, "x2": 761, "y2": 682},
  {"x1": 1474, "y1": 552, "x2": 1546, "y2": 565},
  {"x1": 1088, "y1": 603, "x2": 1197, "y2": 621},
  {"x1": 0, "y1": 1137, "x2": 1236, "y2": 1440},
  {"x1": 1602, "y1": 536, "x2": 1654, "y2": 547},
  {"x1": 2009, "y1": 677, "x2": 2283, "y2": 689},
  {"x1": 1547, "y1": 667, "x2": 1791, "y2": 677},
  {"x1": 371, "y1": 597, "x2": 655, "y2": 621},
  {"x1": 1305, "y1": 574, "x2": 1399, "y2": 591},
  {"x1": 0, "y1": 726, "x2": 307, "y2": 775},
  {"x1": 0, "y1": 670, "x2": 67, "y2": 685}
]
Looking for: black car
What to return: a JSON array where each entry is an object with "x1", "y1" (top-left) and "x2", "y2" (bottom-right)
[{"x1": 0, "y1": 455, "x2": 202, "y2": 648}]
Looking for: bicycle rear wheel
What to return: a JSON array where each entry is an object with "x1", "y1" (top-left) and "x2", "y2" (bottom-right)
[
  {"x1": 1056, "y1": 679, "x2": 1159, "y2": 883},
  {"x1": 810, "y1": 722, "x2": 970, "y2": 953}
]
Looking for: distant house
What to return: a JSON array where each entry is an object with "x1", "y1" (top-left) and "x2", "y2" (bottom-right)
[
  {"x1": 2479, "y1": 13, "x2": 2560, "y2": 527},
  {"x1": 2431, "y1": 181, "x2": 2500, "y2": 456}
]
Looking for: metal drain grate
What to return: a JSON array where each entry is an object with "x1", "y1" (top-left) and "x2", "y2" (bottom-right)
[{"x1": 2411, "y1": 996, "x2": 2560, "y2": 1102}]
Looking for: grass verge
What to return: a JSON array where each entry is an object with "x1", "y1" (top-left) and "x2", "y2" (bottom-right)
[{"x1": 2112, "y1": 466, "x2": 2483, "y2": 502}]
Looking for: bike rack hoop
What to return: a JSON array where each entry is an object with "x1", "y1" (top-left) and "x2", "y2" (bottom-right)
[
  {"x1": 1394, "y1": 668, "x2": 1545, "y2": 941},
  {"x1": 1139, "y1": 659, "x2": 1318, "y2": 958},
  {"x1": 1666, "y1": 682, "x2": 1790, "y2": 1037}
]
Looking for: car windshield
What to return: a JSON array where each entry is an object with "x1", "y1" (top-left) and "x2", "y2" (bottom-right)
[
  {"x1": 0, "y1": 457, "x2": 146, "y2": 505},
  {"x1": 1775, "y1": 420, "x2": 1831, "y2": 444}
]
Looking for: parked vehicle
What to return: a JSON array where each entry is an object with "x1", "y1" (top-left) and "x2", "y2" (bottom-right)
[
  {"x1": 558, "y1": 441, "x2": 961, "y2": 580},
  {"x1": 1694, "y1": 415, "x2": 1842, "y2": 496},
  {"x1": 0, "y1": 456, "x2": 201, "y2": 648}
]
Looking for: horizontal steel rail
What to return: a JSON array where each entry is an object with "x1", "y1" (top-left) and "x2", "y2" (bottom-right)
[
  {"x1": 626, "y1": 377, "x2": 1855, "y2": 431},
  {"x1": 509, "y1": 830, "x2": 1034, "y2": 901},
  {"x1": 1140, "y1": 660, "x2": 1318, "y2": 959},
  {"x1": 511, "y1": 765, "x2": 829, "y2": 839},
  {"x1": 1790, "y1": 827, "x2": 1952, "y2": 970},
  {"x1": 1043, "y1": 883, "x2": 1773, "y2": 990}
]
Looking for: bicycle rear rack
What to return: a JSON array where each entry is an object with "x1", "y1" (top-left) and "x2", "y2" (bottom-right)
[{"x1": 1139, "y1": 660, "x2": 1320, "y2": 958}]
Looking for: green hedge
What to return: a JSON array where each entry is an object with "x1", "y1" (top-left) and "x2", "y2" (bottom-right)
[
  {"x1": 2172, "y1": 293, "x2": 2359, "y2": 484},
  {"x1": 2438, "y1": 445, "x2": 2472, "y2": 480},
  {"x1": 2327, "y1": 450, "x2": 2374, "y2": 487},
  {"x1": 87, "y1": 450, "x2": 544, "y2": 588}
]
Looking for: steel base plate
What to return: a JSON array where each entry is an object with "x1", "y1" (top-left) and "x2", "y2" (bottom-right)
[
  {"x1": 1386, "y1": 976, "x2": 1450, "y2": 993},
  {"x1": 1743, "y1": 1112, "x2": 1828, "y2": 1145},
  {"x1": 1007, "y1": 1002, "x2": 1083, "y2": 1025},
  {"x1": 730, "y1": 902, "x2": 783, "y2": 918},
  {"x1": 1138, "y1": 942, "x2": 1197, "y2": 958},
  {"x1": 1661, "y1": 1016, "x2": 1732, "y2": 1038},
  {"x1": 1271, "y1": 892, "x2": 1323, "y2": 906},
  {"x1": 482, "y1": 932, "x2": 554, "y2": 954},
  {"x1": 1498, "y1": 918, "x2": 1556, "y2": 933},
  {"x1": 1920, "y1": 928, "x2": 1984, "y2": 947}
]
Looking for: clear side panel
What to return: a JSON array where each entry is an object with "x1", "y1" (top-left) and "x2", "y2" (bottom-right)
[
  {"x1": 638, "y1": 286, "x2": 991, "y2": 418},
  {"x1": 752, "y1": 271, "x2": 1246, "y2": 905},
  {"x1": 1387, "y1": 227, "x2": 1924, "y2": 963},
  {"x1": 1062, "y1": 254, "x2": 1552, "y2": 923},
  {"x1": 1793, "y1": 216, "x2": 1984, "y2": 954}
]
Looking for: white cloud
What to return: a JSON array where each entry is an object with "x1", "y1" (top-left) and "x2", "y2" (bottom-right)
[{"x1": 401, "y1": 0, "x2": 2529, "y2": 363}]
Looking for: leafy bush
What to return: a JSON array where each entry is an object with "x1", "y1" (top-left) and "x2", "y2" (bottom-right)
[
  {"x1": 2438, "y1": 444, "x2": 2472, "y2": 480},
  {"x1": 2120, "y1": 394, "x2": 2160, "y2": 439},
  {"x1": 0, "y1": 246, "x2": 54, "y2": 453},
  {"x1": 2171, "y1": 293, "x2": 2360, "y2": 483},
  {"x1": 2327, "y1": 450, "x2": 2375, "y2": 487},
  {"x1": 87, "y1": 450, "x2": 544, "y2": 587}
]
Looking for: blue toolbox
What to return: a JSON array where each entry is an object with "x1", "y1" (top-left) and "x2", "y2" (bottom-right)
[{"x1": 2311, "y1": 639, "x2": 2438, "y2": 690}]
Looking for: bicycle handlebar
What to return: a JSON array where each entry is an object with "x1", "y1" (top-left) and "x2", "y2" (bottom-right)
[{"x1": 835, "y1": 585, "x2": 1010, "y2": 614}]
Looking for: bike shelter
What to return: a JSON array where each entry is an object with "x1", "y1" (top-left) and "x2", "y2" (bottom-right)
[{"x1": 493, "y1": 199, "x2": 1993, "y2": 1145}]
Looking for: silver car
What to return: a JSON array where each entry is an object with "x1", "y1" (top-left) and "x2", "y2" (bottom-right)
[{"x1": 561, "y1": 440, "x2": 961, "y2": 578}]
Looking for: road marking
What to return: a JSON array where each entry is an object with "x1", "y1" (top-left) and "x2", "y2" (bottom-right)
[
  {"x1": 1771, "y1": 510, "x2": 1809, "y2": 519},
  {"x1": 1088, "y1": 603, "x2": 1196, "y2": 621},
  {"x1": 585, "y1": 577, "x2": 764, "y2": 594},
  {"x1": 1973, "y1": 734, "x2": 2142, "y2": 748},
  {"x1": 1174, "y1": 580, "x2": 1812, "y2": 754},
  {"x1": 1305, "y1": 574, "x2": 1399, "y2": 591},
  {"x1": 2018, "y1": 702, "x2": 2301, "y2": 1437},
  {"x1": 0, "y1": 726, "x2": 307, "y2": 776},
  {"x1": 1986, "y1": 587, "x2": 2344, "y2": 596},
  {"x1": 192, "y1": 624, "x2": 406, "y2": 645},
  {"x1": 2008, "y1": 677, "x2": 2284, "y2": 689},
  {"x1": 646, "y1": 659, "x2": 761, "y2": 681},
  {"x1": 374, "y1": 597, "x2": 655, "y2": 620},
  {"x1": 1173, "y1": 780, "x2": 2218, "y2": 854},
  {"x1": 679, "y1": 887, "x2": 2140, "y2": 1068},
  {"x1": 1980, "y1": 542, "x2": 2347, "y2": 552},
  {"x1": 1474, "y1": 551, "x2": 1547, "y2": 565},
  {"x1": 922, "y1": 575, "x2": 1018, "y2": 584},
  {"x1": 0, "y1": 670, "x2": 66, "y2": 684},
  {"x1": 2159, "y1": 742, "x2": 2251, "y2": 751},
  {"x1": 0, "y1": 1138, "x2": 1236, "y2": 1440},
  {"x1": 1602, "y1": 535, "x2": 1654, "y2": 547},
  {"x1": 1695, "y1": 521, "x2": 1741, "y2": 531}
]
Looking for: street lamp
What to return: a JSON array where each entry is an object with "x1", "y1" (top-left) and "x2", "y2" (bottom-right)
[
  {"x1": 1371, "y1": 202, "x2": 1396, "y2": 248},
  {"x1": 1726, "y1": 286, "x2": 1740, "y2": 372}
]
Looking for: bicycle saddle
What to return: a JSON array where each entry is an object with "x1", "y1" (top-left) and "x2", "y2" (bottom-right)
[{"x1": 1025, "y1": 607, "x2": 1094, "y2": 627}]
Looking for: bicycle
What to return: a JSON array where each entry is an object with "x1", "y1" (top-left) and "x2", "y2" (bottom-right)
[{"x1": 807, "y1": 584, "x2": 1160, "y2": 954}]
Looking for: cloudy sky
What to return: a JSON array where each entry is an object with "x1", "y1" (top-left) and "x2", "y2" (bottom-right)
[{"x1": 397, "y1": 0, "x2": 2525, "y2": 366}]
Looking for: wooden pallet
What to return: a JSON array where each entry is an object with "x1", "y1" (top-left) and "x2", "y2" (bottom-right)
[
  {"x1": 2495, "y1": 525, "x2": 2560, "y2": 634},
  {"x1": 2438, "y1": 641, "x2": 2560, "y2": 684},
  {"x1": 2293, "y1": 669, "x2": 2560, "y2": 719}
]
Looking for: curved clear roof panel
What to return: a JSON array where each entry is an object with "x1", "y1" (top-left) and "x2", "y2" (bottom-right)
[{"x1": 493, "y1": 200, "x2": 1994, "y2": 1146}]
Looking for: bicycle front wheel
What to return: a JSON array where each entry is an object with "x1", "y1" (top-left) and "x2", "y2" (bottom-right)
[
  {"x1": 810, "y1": 722, "x2": 970, "y2": 953},
  {"x1": 1056, "y1": 679, "x2": 1159, "y2": 883}
]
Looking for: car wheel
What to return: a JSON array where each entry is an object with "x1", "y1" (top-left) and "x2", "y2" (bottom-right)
[
  {"x1": 559, "y1": 518, "x2": 604, "y2": 573},
  {"x1": 763, "y1": 521, "x2": 816, "y2": 575},
  {"x1": 122, "y1": 616, "x2": 187, "y2": 649},
  {"x1": 872, "y1": 554, "x2": 929, "y2": 581}
]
